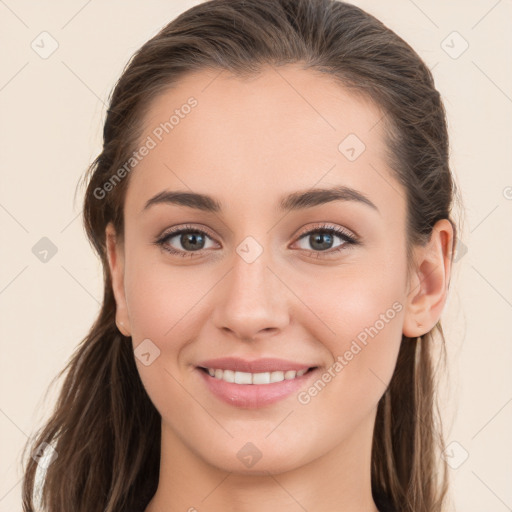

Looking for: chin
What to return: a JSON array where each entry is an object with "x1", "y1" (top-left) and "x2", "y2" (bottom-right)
[{"x1": 202, "y1": 443, "x2": 310, "y2": 476}]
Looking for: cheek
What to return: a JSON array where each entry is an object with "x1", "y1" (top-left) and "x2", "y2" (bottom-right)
[
  {"x1": 122, "y1": 257, "x2": 205, "y2": 415},
  {"x1": 123, "y1": 252, "x2": 207, "y2": 343},
  {"x1": 293, "y1": 279, "x2": 404, "y2": 440},
  {"x1": 296, "y1": 252, "x2": 405, "y2": 333},
  {"x1": 294, "y1": 259, "x2": 406, "y2": 393}
]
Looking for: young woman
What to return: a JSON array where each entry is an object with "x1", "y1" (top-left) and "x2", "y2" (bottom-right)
[{"x1": 21, "y1": 1, "x2": 461, "y2": 511}]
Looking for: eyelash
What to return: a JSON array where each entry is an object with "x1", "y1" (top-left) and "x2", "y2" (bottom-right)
[{"x1": 153, "y1": 223, "x2": 360, "y2": 259}]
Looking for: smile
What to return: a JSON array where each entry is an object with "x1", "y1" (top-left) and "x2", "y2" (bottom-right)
[{"x1": 199, "y1": 367, "x2": 312, "y2": 384}]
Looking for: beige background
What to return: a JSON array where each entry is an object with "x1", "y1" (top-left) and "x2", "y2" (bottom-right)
[{"x1": 1, "y1": 1, "x2": 511, "y2": 510}]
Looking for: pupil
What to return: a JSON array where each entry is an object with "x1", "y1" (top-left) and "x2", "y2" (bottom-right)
[
  {"x1": 311, "y1": 233, "x2": 332, "y2": 251},
  {"x1": 182, "y1": 233, "x2": 204, "y2": 251}
]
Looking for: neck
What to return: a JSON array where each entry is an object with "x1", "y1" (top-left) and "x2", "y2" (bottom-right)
[{"x1": 145, "y1": 409, "x2": 380, "y2": 512}]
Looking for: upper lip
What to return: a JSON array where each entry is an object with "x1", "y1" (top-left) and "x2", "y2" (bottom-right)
[{"x1": 197, "y1": 357, "x2": 316, "y2": 373}]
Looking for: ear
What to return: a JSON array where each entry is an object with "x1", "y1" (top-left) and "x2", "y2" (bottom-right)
[
  {"x1": 105, "y1": 222, "x2": 132, "y2": 337},
  {"x1": 402, "y1": 218, "x2": 454, "y2": 338}
]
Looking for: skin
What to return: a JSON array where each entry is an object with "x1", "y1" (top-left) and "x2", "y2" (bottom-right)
[{"x1": 106, "y1": 64, "x2": 453, "y2": 512}]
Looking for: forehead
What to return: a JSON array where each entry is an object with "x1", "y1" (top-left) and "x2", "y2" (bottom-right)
[{"x1": 125, "y1": 64, "x2": 403, "y2": 220}]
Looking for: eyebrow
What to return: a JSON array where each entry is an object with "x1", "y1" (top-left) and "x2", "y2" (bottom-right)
[{"x1": 142, "y1": 185, "x2": 379, "y2": 214}]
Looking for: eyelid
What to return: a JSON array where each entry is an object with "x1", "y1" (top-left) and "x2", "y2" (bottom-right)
[
  {"x1": 158, "y1": 223, "x2": 218, "y2": 241},
  {"x1": 292, "y1": 222, "x2": 358, "y2": 243}
]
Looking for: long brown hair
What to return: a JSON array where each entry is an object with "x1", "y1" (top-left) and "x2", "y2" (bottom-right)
[{"x1": 21, "y1": 1, "x2": 461, "y2": 510}]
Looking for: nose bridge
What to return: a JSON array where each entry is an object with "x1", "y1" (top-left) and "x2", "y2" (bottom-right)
[{"x1": 212, "y1": 233, "x2": 290, "y2": 338}]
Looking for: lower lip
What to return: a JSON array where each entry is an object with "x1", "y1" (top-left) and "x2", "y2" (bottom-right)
[{"x1": 196, "y1": 367, "x2": 317, "y2": 409}]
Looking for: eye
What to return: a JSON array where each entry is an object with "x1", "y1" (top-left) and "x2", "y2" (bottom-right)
[
  {"x1": 292, "y1": 223, "x2": 359, "y2": 256},
  {"x1": 154, "y1": 223, "x2": 359, "y2": 259},
  {"x1": 154, "y1": 224, "x2": 218, "y2": 258}
]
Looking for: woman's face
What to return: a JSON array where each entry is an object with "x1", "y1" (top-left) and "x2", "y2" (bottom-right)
[{"x1": 107, "y1": 65, "x2": 434, "y2": 474}]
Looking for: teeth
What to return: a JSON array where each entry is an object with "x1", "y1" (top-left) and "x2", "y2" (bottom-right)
[
  {"x1": 235, "y1": 371, "x2": 252, "y2": 384},
  {"x1": 269, "y1": 370, "x2": 284, "y2": 383},
  {"x1": 223, "y1": 369, "x2": 235, "y2": 383},
  {"x1": 252, "y1": 372, "x2": 270, "y2": 384},
  {"x1": 204, "y1": 367, "x2": 310, "y2": 384}
]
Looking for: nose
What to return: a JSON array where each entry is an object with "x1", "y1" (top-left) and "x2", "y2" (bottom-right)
[{"x1": 211, "y1": 245, "x2": 290, "y2": 341}]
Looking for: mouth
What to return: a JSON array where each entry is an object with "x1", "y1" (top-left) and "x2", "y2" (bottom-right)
[
  {"x1": 195, "y1": 365, "x2": 320, "y2": 409},
  {"x1": 196, "y1": 366, "x2": 318, "y2": 385}
]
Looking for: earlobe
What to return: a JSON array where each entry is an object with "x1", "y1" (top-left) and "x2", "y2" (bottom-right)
[
  {"x1": 105, "y1": 222, "x2": 132, "y2": 337},
  {"x1": 402, "y1": 219, "x2": 454, "y2": 338}
]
